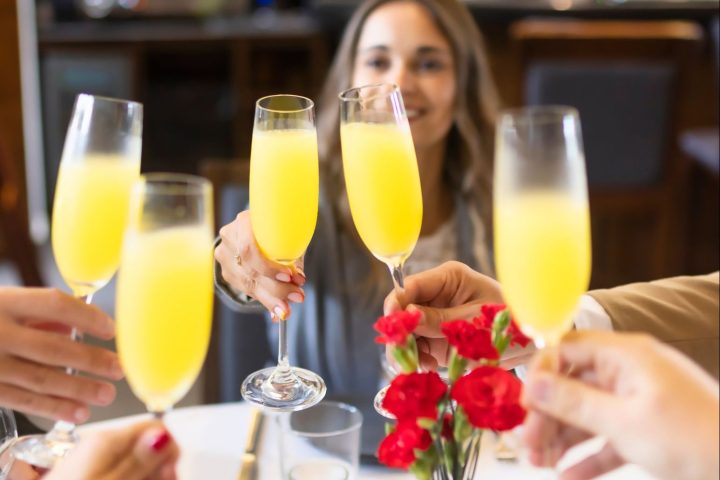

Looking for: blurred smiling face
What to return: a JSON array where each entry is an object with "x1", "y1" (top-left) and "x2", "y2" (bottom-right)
[{"x1": 352, "y1": 1, "x2": 457, "y2": 154}]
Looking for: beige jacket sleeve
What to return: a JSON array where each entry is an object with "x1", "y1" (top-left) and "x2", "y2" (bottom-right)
[{"x1": 588, "y1": 272, "x2": 719, "y2": 379}]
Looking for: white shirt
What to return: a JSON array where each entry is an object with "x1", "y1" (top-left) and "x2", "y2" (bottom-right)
[
  {"x1": 575, "y1": 294, "x2": 614, "y2": 331},
  {"x1": 404, "y1": 213, "x2": 458, "y2": 276}
]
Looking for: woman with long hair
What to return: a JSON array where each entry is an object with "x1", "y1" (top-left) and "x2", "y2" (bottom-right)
[{"x1": 214, "y1": 0, "x2": 500, "y2": 400}]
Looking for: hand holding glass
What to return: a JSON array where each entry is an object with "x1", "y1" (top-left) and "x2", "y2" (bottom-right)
[{"x1": 12, "y1": 94, "x2": 142, "y2": 468}]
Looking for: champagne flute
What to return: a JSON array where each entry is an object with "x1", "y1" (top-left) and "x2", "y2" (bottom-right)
[
  {"x1": 115, "y1": 174, "x2": 214, "y2": 418},
  {"x1": 240, "y1": 95, "x2": 326, "y2": 411},
  {"x1": 12, "y1": 94, "x2": 142, "y2": 468},
  {"x1": 338, "y1": 83, "x2": 423, "y2": 417},
  {"x1": 494, "y1": 105, "x2": 591, "y2": 349},
  {"x1": 493, "y1": 106, "x2": 591, "y2": 468}
]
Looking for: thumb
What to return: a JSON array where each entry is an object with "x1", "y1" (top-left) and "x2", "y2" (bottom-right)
[
  {"x1": 523, "y1": 371, "x2": 621, "y2": 440},
  {"x1": 383, "y1": 290, "x2": 403, "y2": 316},
  {"x1": 412, "y1": 303, "x2": 482, "y2": 338},
  {"x1": 114, "y1": 426, "x2": 177, "y2": 480}
]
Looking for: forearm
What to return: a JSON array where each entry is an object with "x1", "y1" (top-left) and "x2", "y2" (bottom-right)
[
  {"x1": 588, "y1": 273, "x2": 719, "y2": 377},
  {"x1": 588, "y1": 273, "x2": 719, "y2": 341}
]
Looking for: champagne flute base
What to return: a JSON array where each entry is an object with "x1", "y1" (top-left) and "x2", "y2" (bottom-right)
[
  {"x1": 11, "y1": 430, "x2": 77, "y2": 469},
  {"x1": 242, "y1": 366, "x2": 326, "y2": 412}
]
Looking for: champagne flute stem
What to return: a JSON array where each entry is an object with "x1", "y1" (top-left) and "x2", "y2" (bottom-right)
[
  {"x1": 48, "y1": 293, "x2": 93, "y2": 441},
  {"x1": 535, "y1": 336, "x2": 563, "y2": 471},
  {"x1": 389, "y1": 263, "x2": 405, "y2": 292},
  {"x1": 63, "y1": 294, "x2": 91, "y2": 376},
  {"x1": 261, "y1": 315, "x2": 300, "y2": 401},
  {"x1": 277, "y1": 316, "x2": 290, "y2": 371}
]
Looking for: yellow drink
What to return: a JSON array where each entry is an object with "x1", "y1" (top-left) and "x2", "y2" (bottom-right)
[
  {"x1": 340, "y1": 122, "x2": 422, "y2": 263},
  {"x1": 51, "y1": 155, "x2": 140, "y2": 295},
  {"x1": 250, "y1": 129, "x2": 319, "y2": 263},
  {"x1": 494, "y1": 191, "x2": 591, "y2": 345},
  {"x1": 116, "y1": 226, "x2": 214, "y2": 413}
]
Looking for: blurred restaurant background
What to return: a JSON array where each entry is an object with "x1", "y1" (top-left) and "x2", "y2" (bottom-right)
[{"x1": 1, "y1": 0, "x2": 718, "y2": 419}]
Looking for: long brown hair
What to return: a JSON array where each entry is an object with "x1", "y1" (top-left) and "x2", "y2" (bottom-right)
[{"x1": 317, "y1": 0, "x2": 500, "y2": 290}]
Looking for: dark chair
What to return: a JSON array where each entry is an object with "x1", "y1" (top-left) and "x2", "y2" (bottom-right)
[
  {"x1": 512, "y1": 19, "x2": 702, "y2": 288},
  {"x1": 199, "y1": 159, "x2": 272, "y2": 404},
  {"x1": 680, "y1": 16, "x2": 719, "y2": 274},
  {"x1": 0, "y1": 134, "x2": 43, "y2": 287}
]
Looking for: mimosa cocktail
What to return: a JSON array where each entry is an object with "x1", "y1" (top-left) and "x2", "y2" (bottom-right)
[
  {"x1": 338, "y1": 83, "x2": 423, "y2": 418},
  {"x1": 340, "y1": 122, "x2": 422, "y2": 263},
  {"x1": 495, "y1": 192, "x2": 591, "y2": 344},
  {"x1": 339, "y1": 83, "x2": 422, "y2": 289},
  {"x1": 116, "y1": 174, "x2": 214, "y2": 417},
  {"x1": 241, "y1": 94, "x2": 325, "y2": 412},
  {"x1": 52, "y1": 155, "x2": 140, "y2": 295},
  {"x1": 116, "y1": 225, "x2": 213, "y2": 413},
  {"x1": 250, "y1": 129, "x2": 318, "y2": 263},
  {"x1": 493, "y1": 106, "x2": 591, "y2": 347},
  {"x1": 12, "y1": 94, "x2": 142, "y2": 469}
]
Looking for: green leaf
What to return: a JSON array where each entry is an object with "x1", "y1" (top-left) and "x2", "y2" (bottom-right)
[
  {"x1": 453, "y1": 407, "x2": 472, "y2": 443},
  {"x1": 408, "y1": 335, "x2": 419, "y2": 362},
  {"x1": 448, "y1": 349, "x2": 467, "y2": 383},
  {"x1": 409, "y1": 462, "x2": 432, "y2": 480},
  {"x1": 495, "y1": 335, "x2": 511, "y2": 356},
  {"x1": 393, "y1": 346, "x2": 418, "y2": 373},
  {"x1": 442, "y1": 437, "x2": 457, "y2": 474},
  {"x1": 417, "y1": 417, "x2": 437, "y2": 431},
  {"x1": 413, "y1": 444, "x2": 439, "y2": 475},
  {"x1": 493, "y1": 310, "x2": 510, "y2": 336},
  {"x1": 385, "y1": 422, "x2": 396, "y2": 435}
]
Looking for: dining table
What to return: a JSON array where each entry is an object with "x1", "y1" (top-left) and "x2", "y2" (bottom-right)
[{"x1": 82, "y1": 402, "x2": 656, "y2": 480}]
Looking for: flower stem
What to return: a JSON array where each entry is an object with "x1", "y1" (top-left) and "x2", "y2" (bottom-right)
[{"x1": 447, "y1": 349, "x2": 466, "y2": 383}]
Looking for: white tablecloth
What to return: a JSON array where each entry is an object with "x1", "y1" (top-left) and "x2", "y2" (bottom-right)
[{"x1": 83, "y1": 402, "x2": 656, "y2": 480}]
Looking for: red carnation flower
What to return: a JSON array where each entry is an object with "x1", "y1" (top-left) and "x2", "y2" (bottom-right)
[
  {"x1": 451, "y1": 366, "x2": 526, "y2": 431},
  {"x1": 473, "y1": 303, "x2": 506, "y2": 330},
  {"x1": 507, "y1": 319, "x2": 532, "y2": 348},
  {"x1": 374, "y1": 310, "x2": 421, "y2": 346},
  {"x1": 441, "y1": 320, "x2": 499, "y2": 361},
  {"x1": 382, "y1": 371, "x2": 447, "y2": 421},
  {"x1": 377, "y1": 420, "x2": 432, "y2": 469}
]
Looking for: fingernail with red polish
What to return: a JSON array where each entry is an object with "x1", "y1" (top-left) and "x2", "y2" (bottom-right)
[{"x1": 150, "y1": 431, "x2": 171, "y2": 452}]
